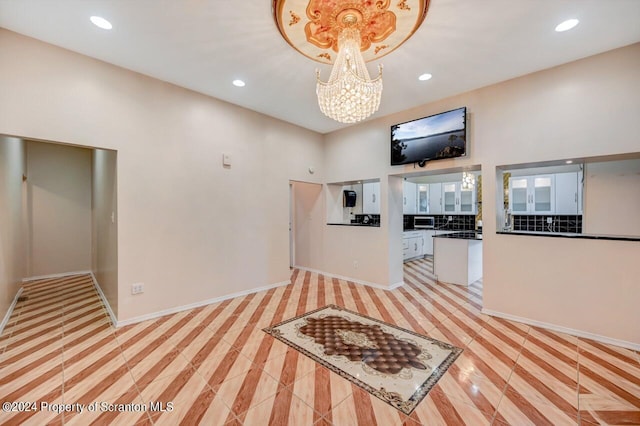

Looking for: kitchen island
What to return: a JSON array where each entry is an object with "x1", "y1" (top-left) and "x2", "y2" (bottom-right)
[{"x1": 433, "y1": 232, "x2": 482, "y2": 286}]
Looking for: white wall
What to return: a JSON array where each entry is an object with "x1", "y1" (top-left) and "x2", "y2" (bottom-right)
[
  {"x1": 0, "y1": 29, "x2": 324, "y2": 322},
  {"x1": 92, "y1": 148, "x2": 118, "y2": 316},
  {"x1": 583, "y1": 159, "x2": 640, "y2": 236},
  {"x1": 0, "y1": 136, "x2": 26, "y2": 322},
  {"x1": 322, "y1": 43, "x2": 640, "y2": 345},
  {"x1": 25, "y1": 141, "x2": 92, "y2": 277}
]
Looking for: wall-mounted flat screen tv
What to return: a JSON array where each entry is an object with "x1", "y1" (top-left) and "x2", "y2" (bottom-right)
[{"x1": 391, "y1": 107, "x2": 467, "y2": 166}]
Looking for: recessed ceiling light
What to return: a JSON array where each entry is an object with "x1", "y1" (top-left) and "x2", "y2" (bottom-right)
[
  {"x1": 418, "y1": 73, "x2": 432, "y2": 81},
  {"x1": 555, "y1": 19, "x2": 579, "y2": 32},
  {"x1": 566, "y1": 160, "x2": 573, "y2": 164},
  {"x1": 90, "y1": 16, "x2": 112, "y2": 30},
  {"x1": 232, "y1": 79, "x2": 246, "y2": 87}
]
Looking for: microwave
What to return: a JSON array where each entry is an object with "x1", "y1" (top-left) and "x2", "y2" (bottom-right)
[{"x1": 414, "y1": 216, "x2": 435, "y2": 229}]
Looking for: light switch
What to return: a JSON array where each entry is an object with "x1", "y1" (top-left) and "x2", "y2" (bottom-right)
[{"x1": 222, "y1": 153, "x2": 231, "y2": 166}]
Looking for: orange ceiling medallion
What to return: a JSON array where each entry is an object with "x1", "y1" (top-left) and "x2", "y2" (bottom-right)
[{"x1": 273, "y1": 0, "x2": 429, "y2": 64}]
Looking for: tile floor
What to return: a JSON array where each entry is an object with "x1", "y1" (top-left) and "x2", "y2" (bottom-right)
[{"x1": 0, "y1": 259, "x2": 638, "y2": 425}]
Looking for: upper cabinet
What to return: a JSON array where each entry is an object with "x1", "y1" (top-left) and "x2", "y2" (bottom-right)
[
  {"x1": 442, "y1": 181, "x2": 477, "y2": 214},
  {"x1": 403, "y1": 181, "x2": 417, "y2": 214},
  {"x1": 405, "y1": 174, "x2": 479, "y2": 216},
  {"x1": 417, "y1": 184, "x2": 429, "y2": 214},
  {"x1": 509, "y1": 175, "x2": 554, "y2": 214},
  {"x1": 362, "y1": 181, "x2": 381, "y2": 214},
  {"x1": 509, "y1": 172, "x2": 583, "y2": 215},
  {"x1": 555, "y1": 172, "x2": 580, "y2": 214},
  {"x1": 428, "y1": 183, "x2": 443, "y2": 214}
]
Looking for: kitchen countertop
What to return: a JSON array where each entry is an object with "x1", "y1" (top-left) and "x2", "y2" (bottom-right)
[
  {"x1": 327, "y1": 223, "x2": 380, "y2": 227},
  {"x1": 433, "y1": 231, "x2": 483, "y2": 240},
  {"x1": 497, "y1": 231, "x2": 640, "y2": 242}
]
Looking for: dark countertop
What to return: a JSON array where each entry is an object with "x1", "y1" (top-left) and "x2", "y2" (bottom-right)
[
  {"x1": 327, "y1": 223, "x2": 380, "y2": 227},
  {"x1": 497, "y1": 231, "x2": 640, "y2": 242},
  {"x1": 433, "y1": 231, "x2": 483, "y2": 240}
]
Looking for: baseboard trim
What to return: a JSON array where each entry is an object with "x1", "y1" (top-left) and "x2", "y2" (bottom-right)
[
  {"x1": 22, "y1": 270, "x2": 93, "y2": 282},
  {"x1": 388, "y1": 281, "x2": 404, "y2": 290},
  {"x1": 0, "y1": 287, "x2": 23, "y2": 335},
  {"x1": 89, "y1": 272, "x2": 118, "y2": 328},
  {"x1": 481, "y1": 308, "x2": 640, "y2": 351},
  {"x1": 294, "y1": 266, "x2": 403, "y2": 291},
  {"x1": 116, "y1": 279, "x2": 292, "y2": 328}
]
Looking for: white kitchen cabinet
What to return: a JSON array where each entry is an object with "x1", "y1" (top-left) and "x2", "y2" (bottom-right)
[
  {"x1": 423, "y1": 230, "x2": 436, "y2": 255},
  {"x1": 509, "y1": 175, "x2": 554, "y2": 214},
  {"x1": 555, "y1": 172, "x2": 580, "y2": 214},
  {"x1": 403, "y1": 231, "x2": 425, "y2": 261},
  {"x1": 403, "y1": 181, "x2": 417, "y2": 214},
  {"x1": 417, "y1": 184, "x2": 429, "y2": 214},
  {"x1": 362, "y1": 182, "x2": 380, "y2": 214},
  {"x1": 442, "y1": 182, "x2": 477, "y2": 214},
  {"x1": 428, "y1": 183, "x2": 442, "y2": 214}
]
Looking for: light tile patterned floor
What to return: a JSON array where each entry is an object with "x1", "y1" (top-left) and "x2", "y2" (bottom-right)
[{"x1": 0, "y1": 259, "x2": 639, "y2": 425}]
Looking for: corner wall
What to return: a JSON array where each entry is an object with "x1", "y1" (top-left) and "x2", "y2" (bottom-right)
[
  {"x1": 92, "y1": 149, "x2": 118, "y2": 317},
  {"x1": 25, "y1": 141, "x2": 92, "y2": 278},
  {"x1": 0, "y1": 136, "x2": 26, "y2": 323}
]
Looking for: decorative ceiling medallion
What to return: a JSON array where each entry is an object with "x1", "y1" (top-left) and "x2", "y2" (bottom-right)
[{"x1": 273, "y1": 0, "x2": 429, "y2": 64}]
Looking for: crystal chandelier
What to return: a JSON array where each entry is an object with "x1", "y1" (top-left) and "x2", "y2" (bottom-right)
[
  {"x1": 272, "y1": 0, "x2": 429, "y2": 125},
  {"x1": 462, "y1": 171, "x2": 476, "y2": 190},
  {"x1": 316, "y1": 19, "x2": 382, "y2": 124}
]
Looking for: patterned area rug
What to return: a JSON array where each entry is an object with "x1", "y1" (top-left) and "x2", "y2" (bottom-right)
[{"x1": 263, "y1": 305, "x2": 462, "y2": 414}]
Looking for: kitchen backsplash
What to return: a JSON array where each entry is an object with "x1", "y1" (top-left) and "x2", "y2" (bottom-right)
[
  {"x1": 403, "y1": 215, "x2": 476, "y2": 231},
  {"x1": 513, "y1": 215, "x2": 582, "y2": 233},
  {"x1": 353, "y1": 214, "x2": 380, "y2": 226}
]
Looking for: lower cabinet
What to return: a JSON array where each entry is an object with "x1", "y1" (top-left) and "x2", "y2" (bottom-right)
[
  {"x1": 403, "y1": 230, "x2": 451, "y2": 260},
  {"x1": 403, "y1": 231, "x2": 426, "y2": 261},
  {"x1": 423, "y1": 230, "x2": 436, "y2": 256}
]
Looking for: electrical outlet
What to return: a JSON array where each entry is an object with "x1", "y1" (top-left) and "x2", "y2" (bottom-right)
[
  {"x1": 353, "y1": 260, "x2": 359, "y2": 269},
  {"x1": 546, "y1": 217, "x2": 553, "y2": 224},
  {"x1": 448, "y1": 216, "x2": 453, "y2": 221},
  {"x1": 131, "y1": 283, "x2": 144, "y2": 295}
]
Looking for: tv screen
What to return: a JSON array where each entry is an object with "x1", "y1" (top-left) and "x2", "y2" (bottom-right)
[{"x1": 391, "y1": 107, "x2": 467, "y2": 166}]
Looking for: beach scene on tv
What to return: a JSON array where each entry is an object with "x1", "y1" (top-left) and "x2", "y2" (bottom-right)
[{"x1": 391, "y1": 107, "x2": 466, "y2": 165}]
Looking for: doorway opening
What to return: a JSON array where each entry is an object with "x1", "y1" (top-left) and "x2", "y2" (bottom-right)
[
  {"x1": 0, "y1": 135, "x2": 118, "y2": 321},
  {"x1": 289, "y1": 180, "x2": 323, "y2": 272}
]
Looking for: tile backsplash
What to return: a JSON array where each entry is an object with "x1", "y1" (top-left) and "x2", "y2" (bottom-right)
[
  {"x1": 403, "y1": 215, "x2": 475, "y2": 231},
  {"x1": 513, "y1": 215, "x2": 582, "y2": 233},
  {"x1": 353, "y1": 214, "x2": 380, "y2": 226}
]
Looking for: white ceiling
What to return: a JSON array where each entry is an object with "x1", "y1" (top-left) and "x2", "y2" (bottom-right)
[{"x1": 1, "y1": 0, "x2": 639, "y2": 134}]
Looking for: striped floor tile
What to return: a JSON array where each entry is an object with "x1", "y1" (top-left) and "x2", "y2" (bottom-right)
[{"x1": 0, "y1": 261, "x2": 638, "y2": 425}]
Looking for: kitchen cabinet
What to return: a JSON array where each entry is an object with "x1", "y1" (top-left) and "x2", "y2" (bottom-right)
[
  {"x1": 362, "y1": 182, "x2": 380, "y2": 215},
  {"x1": 509, "y1": 175, "x2": 554, "y2": 214},
  {"x1": 428, "y1": 183, "x2": 442, "y2": 214},
  {"x1": 442, "y1": 182, "x2": 476, "y2": 214},
  {"x1": 423, "y1": 230, "x2": 436, "y2": 255},
  {"x1": 403, "y1": 181, "x2": 417, "y2": 214},
  {"x1": 433, "y1": 234, "x2": 483, "y2": 286},
  {"x1": 555, "y1": 172, "x2": 580, "y2": 214},
  {"x1": 417, "y1": 184, "x2": 429, "y2": 214},
  {"x1": 403, "y1": 231, "x2": 424, "y2": 261}
]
